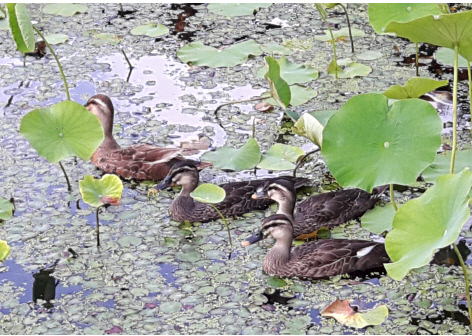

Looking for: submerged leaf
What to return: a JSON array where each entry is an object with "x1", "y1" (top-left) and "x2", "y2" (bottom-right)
[
  {"x1": 0, "y1": 197, "x2": 14, "y2": 221},
  {"x1": 0, "y1": 239, "x2": 10, "y2": 262},
  {"x1": 383, "y1": 77, "x2": 448, "y2": 99},
  {"x1": 322, "y1": 299, "x2": 388, "y2": 328},
  {"x1": 130, "y1": 23, "x2": 169, "y2": 37},
  {"x1": 208, "y1": 3, "x2": 271, "y2": 17},
  {"x1": 191, "y1": 184, "x2": 226, "y2": 204},
  {"x1": 6, "y1": 3, "x2": 35, "y2": 52},
  {"x1": 79, "y1": 174, "x2": 124, "y2": 208},
  {"x1": 201, "y1": 138, "x2": 261, "y2": 171},
  {"x1": 257, "y1": 144, "x2": 305, "y2": 171},
  {"x1": 422, "y1": 150, "x2": 472, "y2": 183}
]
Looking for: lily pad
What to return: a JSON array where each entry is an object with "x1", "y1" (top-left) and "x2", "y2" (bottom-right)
[
  {"x1": 44, "y1": 33, "x2": 69, "y2": 45},
  {"x1": 79, "y1": 174, "x2": 123, "y2": 208},
  {"x1": 357, "y1": 50, "x2": 383, "y2": 61},
  {"x1": 261, "y1": 42, "x2": 292, "y2": 56},
  {"x1": 361, "y1": 203, "x2": 396, "y2": 235},
  {"x1": 177, "y1": 40, "x2": 262, "y2": 68},
  {"x1": 207, "y1": 3, "x2": 271, "y2": 17},
  {"x1": 130, "y1": 23, "x2": 169, "y2": 37},
  {"x1": 289, "y1": 85, "x2": 318, "y2": 106},
  {"x1": 385, "y1": 169, "x2": 472, "y2": 280},
  {"x1": 322, "y1": 94, "x2": 442, "y2": 192},
  {"x1": 315, "y1": 27, "x2": 365, "y2": 42},
  {"x1": 0, "y1": 197, "x2": 14, "y2": 221},
  {"x1": 191, "y1": 184, "x2": 226, "y2": 204},
  {"x1": 256, "y1": 57, "x2": 319, "y2": 85},
  {"x1": 422, "y1": 150, "x2": 472, "y2": 183},
  {"x1": 6, "y1": 3, "x2": 35, "y2": 53},
  {"x1": 0, "y1": 240, "x2": 10, "y2": 262},
  {"x1": 435, "y1": 47, "x2": 469, "y2": 68},
  {"x1": 92, "y1": 33, "x2": 121, "y2": 46},
  {"x1": 20, "y1": 101, "x2": 104, "y2": 163},
  {"x1": 257, "y1": 144, "x2": 305, "y2": 171},
  {"x1": 292, "y1": 113, "x2": 324, "y2": 147},
  {"x1": 384, "y1": 78, "x2": 448, "y2": 100},
  {"x1": 322, "y1": 299, "x2": 388, "y2": 329},
  {"x1": 267, "y1": 276, "x2": 287, "y2": 288},
  {"x1": 43, "y1": 4, "x2": 88, "y2": 16},
  {"x1": 264, "y1": 56, "x2": 291, "y2": 109},
  {"x1": 328, "y1": 59, "x2": 372, "y2": 78},
  {"x1": 368, "y1": 4, "x2": 441, "y2": 34},
  {"x1": 201, "y1": 137, "x2": 261, "y2": 171}
]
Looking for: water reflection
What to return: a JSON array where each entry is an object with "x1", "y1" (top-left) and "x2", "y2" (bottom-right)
[{"x1": 33, "y1": 266, "x2": 59, "y2": 309}]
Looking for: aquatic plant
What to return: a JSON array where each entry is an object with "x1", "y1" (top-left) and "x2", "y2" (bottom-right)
[
  {"x1": 315, "y1": 4, "x2": 338, "y2": 79},
  {"x1": 207, "y1": 3, "x2": 271, "y2": 17},
  {"x1": 383, "y1": 78, "x2": 448, "y2": 100},
  {"x1": 0, "y1": 197, "x2": 14, "y2": 221},
  {"x1": 321, "y1": 299, "x2": 388, "y2": 328},
  {"x1": 0, "y1": 239, "x2": 10, "y2": 262},
  {"x1": 321, "y1": 4, "x2": 356, "y2": 53}
]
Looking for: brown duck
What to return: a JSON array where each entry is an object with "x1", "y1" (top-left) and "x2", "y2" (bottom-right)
[
  {"x1": 85, "y1": 94, "x2": 211, "y2": 181},
  {"x1": 246, "y1": 214, "x2": 390, "y2": 279},
  {"x1": 154, "y1": 160, "x2": 309, "y2": 223},
  {"x1": 243, "y1": 179, "x2": 386, "y2": 244}
]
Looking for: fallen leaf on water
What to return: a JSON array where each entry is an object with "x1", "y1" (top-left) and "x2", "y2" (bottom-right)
[
  {"x1": 321, "y1": 299, "x2": 388, "y2": 329},
  {"x1": 254, "y1": 102, "x2": 273, "y2": 112}
]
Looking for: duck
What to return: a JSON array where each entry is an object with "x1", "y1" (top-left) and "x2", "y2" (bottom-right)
[
  {"x1": 243, "y1": 179, "x2": 386, "y2": 244},
  {"x1": 245, "y1": 214, "x2": 390, "y2": 280},
  {"x1": 85, "y1": 94, "x2": 211, "y2": 181},
  {"x1": 154, "y1": 160, "x2": 309, "y2": 223}
]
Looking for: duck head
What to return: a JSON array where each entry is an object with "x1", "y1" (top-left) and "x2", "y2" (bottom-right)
[
  {"x1": 155, "y1": 160, "x2": 200, "y2": 195},
  {"x1": 241, "y1": 214, "x2": 294, "y2": 247},
  {"x1": 253, "y1": 179, "x2": 297, "y2": 217},
  {"x1": 85, "y1": 94, "x2": 115, "y2": 137}
]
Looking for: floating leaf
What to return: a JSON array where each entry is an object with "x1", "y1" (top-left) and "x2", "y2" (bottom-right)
[
  {"x1": 201, "y1": 138, "x2": 261, "y2": 171},
  {"x1": 0, "y1": 198, "x2": 14, "y2": 221},
  {"x1": 368, "y1": 4, "x2": 441, "y2": 34},
  {"x1": 0, "y1": 240, "x2": 10, "y2": 262},
  {"x1": 315, "y1": 27, "x2": 365, "y2": 41},
  {"x1": 292, "y1": 113, "x2": 324, "y2": 147},
  {"x1": 261, "y1": 42, "x2": 292, "y2": 56},
  {"x1": 92, "y1": 33, "x2": 121, "y2": 46},
  {"x1": 357, "y1": 50, "x2": 383, "y2": 61},
  {"x1": 267, "y1": 276, "x2": 287, "y2": 288},
  {"x1": 43, "y1": 4, "x2": 88, "y2": 16},
  {"x1": 422, "y1": 150, "x2": 472, "y2": 183},
  {"x1": 361, "y1": 204, "x2": 396, "y2": 235},
  {"x1": 257, "y1": 144, "x2": 305, "y2": 171},
  {"x1": 289, "y1": 85, "x2": 318, "y2": 106},
  {"x1": 177, "y1": 40, "x2": 262, "y2": 68},
  {"x1": 44, "y1": 33, "x2": 69, "y2": 45},
  {"x1": 6, "y1": 3, "x2": 35, "y2": 52},
  {"x1": 208, "y1": 3, "x2": 271, "y2": 17},
  {"x1": 254, "y1": 102, "x2": 273, "y2": 112},
  {"x1": 20, "y1": 101, "x2": 104, "y2": 163},
  {"x1": 130, "y1": 23, "x2": 169, "y2": 37},
  {"x1": 79, "y1": 174, "x2": 123, "y2": 208},
  {"x1": 322, "y1": 299, "x2": 388, "y2": 329},
  {"x1": 384, "y1": 78, "x2": 448, "y2": 100},
  {"x1": 385, "y1": 169, "x2": 472, "y2": 280},
  {"x1": 435, "y1": 47, "x2": 469, "y2": 68},
  {"x1": 264, "y1": 56, "x2": 291, "y2": 109},
  {"x1": 191, "y1": 184, "x2": 226, "y2": 204},
  {"x1": 322, "y1": 94, "x2": 442, "y2": 192},
  {"x1": 256, "y1": 57, "x2": 319, "y2": 85},
  {"x1": 328, "y1": 59, "x2": 372, "y2": 78}
]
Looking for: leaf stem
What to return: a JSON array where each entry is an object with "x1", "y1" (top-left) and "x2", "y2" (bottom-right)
[
  {"x1": 33, "y1": 26, "x2": 70, "y2": 101},
  {"x1": 390, "y1": 184, "x2": 398, "y2": 211},
  {"x1": 467, "y1": 60, "x2": 471, "y2": 142},
  {"x1": 121, "y1": 48, "x2": 134, "y2": 69},
  {"x1": 58, "y1": 160, "x2": 72, "y2": 192},
  {"x1": 338, "y1": 4, "x2": 354, "y2": 53},
  {"x1": 316, "y1": 4, "x2": 338, "y2": 79},
  {"x1": 119, "y1": 3, "x2": 124, "y2": 13},
  {"x1": 96, "y1": 207, "x2": 100, "y2": 247},
  {"x1": 452, "y1": 242, "x2": 472, "y2": 326},
  {"x1": 210, "y1": 204, "x2": 232, "y2": 247},
  {"x1": 415, "y1": 42, "x2": 419, "y2": 77},
  {"x1": 450, "y1": 44, "x2": 459, "y2": 174},
  {"x1": 293, "y1": 148, "x2": 320, "y2": 177}
]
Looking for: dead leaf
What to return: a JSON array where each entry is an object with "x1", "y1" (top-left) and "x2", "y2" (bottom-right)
[
  {"x1": 321, "y1": 299, "x2": 388, "y2": 329},
  {"x1": 180, "y1": 137, "x2": 211, "y2": 155},
  {"x1": 254, "y1": 102, "x2": 273, "y2": 112},
  {"x1": 100, "y1": 196, "x2": 120, "y2": 206}
]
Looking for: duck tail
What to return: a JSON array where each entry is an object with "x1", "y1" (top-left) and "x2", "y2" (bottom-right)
[{"x1": 372, "y1": 185, "x2": 388, "y2": 196}]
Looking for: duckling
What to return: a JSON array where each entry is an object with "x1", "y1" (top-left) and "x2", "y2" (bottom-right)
[
  {"x1": 243, "y1": 179, "x2": 386, "y2": 244},
  {"x1": 246, "y1": 214, "x2": 389, "y2": 279},
  {"x1": 154, "y1": 160, "x2": 309, "y2": 223},
  {"x1": 85, "y1": 94, "x2": 211, "y2": 181}
]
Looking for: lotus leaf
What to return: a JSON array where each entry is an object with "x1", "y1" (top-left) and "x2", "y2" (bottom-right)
[
  {"x1": 361, "y1": 203, "x2": 396, "y2": 235},
  {"x1": 20, "y1": 101, "x2": 104, "y2": 163},
  {"x1": 308, "y1": 110, "x2": 337, "y2": 127},
  {"x1": 263, "y1": 56, "x2": 291, "y2": 109},
  {"x1": 0, "y1": 197, "x2": 14, "y2": 221},
  {"x1": 177, "y1": 40, "x2": 262, "y2": 68},
  {"x1": 435, "y1": 47, "x2": 469, "y2": 68},
  {"x1": 92, "y1": 33, "x2": 121, "y2": 46},
  {"x1": 43, "y1": 4, "x2": 88, "y2": 16},
  {"x1": 315, "y1": 27, "x2": 365, "y2": 42},
  {"x1": 322, "y1": 94, "x2": 442, "y2": 192},
  {"x1": 383, "y1": 78, "x2": 448, "y2": 100},
  {"x1": 256, "y1": 57, "x2": 319, "y2": 85},
  {"x1": 257, "y1": 144, "x2": 305, "y2": 171},
  {"x1": 6, "y1": 3, "x2": 35, "y2": 52},
  {"x1": 267, "y1": 276, "x2": 287, "y2": 288},
  {"x1": 201, "y1": 137, "x2": 261, "y2": 171},
  {"x1": 322, "y1": 299, "x2": 388, "y2": 328},
  {"x1": 292, "y1": 113, "x2": 324, "y2": 148},
  {"x1": 328, "y1": 59, "x2": 372, "y2": 78},
  {"x1": 0, "y1": 239, "x2": 10, "y2": 262},
  {"x1": 385, "y1": 169, "x2": 472, "y2": 280},
  {"x1": 422, "y1": 149, "x2": 472, "y2": 183},
  {"x1": 208, "y1": 3, "x2": 271, "y2": 17},
  {"x1": 191, "y1": 184, "x2": 226, "y2": 204},
  {"x1": 261, "y1": 42, "x2": 292, "y2": 56},
  {"x1": 44, "y1": 33, "x2": 69, "y2": 45},
  {"x1": 79, "y1": 174, "x2": 123, "y2": 208},
  {"x1": 130, "y1": 23, "x2": 169, "y2": 37},
  {"x1": 357, "y1": 50, "x2": 383, "y2": 61}
]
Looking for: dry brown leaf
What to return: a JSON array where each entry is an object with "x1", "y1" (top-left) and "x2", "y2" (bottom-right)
[{"x1": 321, "y1": 299, "x2": 388, "y2": 329}]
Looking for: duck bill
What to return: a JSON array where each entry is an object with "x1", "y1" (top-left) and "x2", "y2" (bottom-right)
[
  {"x1": 155, "y1": 176, "x2": 174, "y2": 190},
  {"x1": 251, "y1": 190, "x2": 268, "y2": 200},
  {"x1": 240, "y1": 230, "x2": 264, "y2": 247}
]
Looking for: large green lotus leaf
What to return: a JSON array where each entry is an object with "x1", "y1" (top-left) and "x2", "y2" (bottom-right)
[
  {"x1": 264, "y1": 56, "x2": 291, "y2": 109},
  {"x1": 315, "y1": 27, "x2": 365, "y2": 42},
  {"x1": 261, "y1": 42, "x2": 292, "y2": 56},
  {"x1": 92, "y1": 33, "x2": 121, "y2": 46},
  {"x1": 322, "y1": 299, "x2": 388, "y2": 329},
  {"x1": 361, "y1": 203, "x2": 396, "y2": 235},
  {"x1": 190, "y1": 184, "x2": 226, "y2": 204},
  {"x1": 0, "y1": 239, "x2": 10, "y2": 262},
  {"x1": 201, "y1": 137, "x2": 261, "y2": 171},
  {"x1": 256, "y1": 57, "x2": 319, "y2": 85},
  {"x1": 208, "y1": 3, "x2": 271, "y2": 17},
  {"x1": 385, "y1": 169, "x2": 472, "y2": 281},
  {"x1": 177, "y1": 40, "x2": 262, "y2": 68},
  {"x1": 43, "y1": 4, "x2": 88, "y2": 16},
  {"x1": 322, "y1": 94, "x2": 442, "y2": 192},
  {"x1": 308, "y1": 110, "x2": 337, "y2": 127},
  {"x1": 0, "y1": 197, "x2": 14, "y2": 221},
  {"x1": 422, "y1": 149, "x2": 472, "y2": 183},
  {"x1": 6, "y1": 3, "x2": 35, "y2": 52},
  {"x1": 292, "y1": 113, "x2": 324, "y2": 147},
  {"x1": 383, "y1": 78, "x2": 448, "y2": 100},
  {"x1": 20, "y1": 101, "x2": 104, "y2": 163},
  {"x1": 328, "y1": 59, "x2": 372, "y2": 79},
  {"x1": 257, "y1": 144, "x2": 305, "y2": 171},
  {"x1": 130, "y1": 23, "x2": 169, "y2": 37},
  {"x1": 44, "y1": 33, "x2": 69, "y2": 45},
  {"x1": 79, "y1": 174, "x2": 123, "y2": 208},
  {"x1": 385, "y1": 11, "x2": 472, "y2": 61},
  {"x1": 368, "y1": 4, "x2": 441, "y2": 34},
  {"x1": 435, "y1": 47, "x2": 469, "y2": 68}
]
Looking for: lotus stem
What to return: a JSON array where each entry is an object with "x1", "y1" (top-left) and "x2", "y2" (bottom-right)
[
  {"x1": 119, "y1": 3, "x2": 124, "y2": 13},
  {"x1": 96, "y1": 207, "x2": 100, "y2": 247},
  {"x1": 450, "y1": 44, "x2": 459, "y2": 174},
  {"x1": 58, "y1": 160, "x2": 71, "y2": 192},
  {"x1": 338, "y1": 4, "x2": 354, "y2": 53},
  {"x1": 252, "y1": 117, "x2": 256, "y2": 139},
  {"x1": 33, "y1": 26, "x2": 70, "y2": 101},
  {"x1": 467, "y1": 60, "x2": 471, "y2": 141},
  {"x1": 390, "y1": 184, "x2": 398, "y2": 211},
  {"x1": 452, "y1": 242, "x2": 472, "y2": 326},
  {"x1": 23, "y1": 52, "x2": 25, "y2": 67},
  {"x1": 293, "y1": 148, "x2": 320, "y2": 177},
  {"x1": 415, "y1": 43, "x2": 419, "y2": 77},
  {"x1": 121, "y1": 49, "x2": 133, "y2": 69},
  {"x1": 210, "y1": 204, "x2": 232, "y2": 247},
  {"x1": 316, "y1": 4, "x2": 338, "y2": 79}
]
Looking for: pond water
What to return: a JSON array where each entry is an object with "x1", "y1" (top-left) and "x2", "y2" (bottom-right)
[{"x1": 1, "y1": 3, "x2": 472, "y2": 335}]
